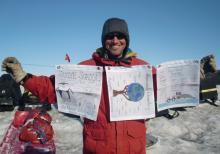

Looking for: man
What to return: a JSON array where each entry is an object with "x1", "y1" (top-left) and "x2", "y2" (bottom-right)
[{"x1": 2, "y1": 17, "x2": 156, "y2": 154}]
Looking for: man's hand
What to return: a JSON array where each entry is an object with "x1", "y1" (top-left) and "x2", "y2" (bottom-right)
[
  {"x1": 2, "y1": 57, "x2": 27, "y2": 83},
  {"x1": 200, "y1": 54, "x2": 217, "y2": 80}
]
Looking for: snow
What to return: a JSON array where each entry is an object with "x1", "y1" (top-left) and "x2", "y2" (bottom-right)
[
  {"x1": 147, "y1": 101, "x2": 220, "y2": 154},
  {"x1": 1, "y1": 101, "x2": 220, "y2": 154}
]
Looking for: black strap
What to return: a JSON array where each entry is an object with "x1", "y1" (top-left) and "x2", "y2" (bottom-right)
[{"x1": 163, "y1": 110, "x2": 179, "y2": 119}]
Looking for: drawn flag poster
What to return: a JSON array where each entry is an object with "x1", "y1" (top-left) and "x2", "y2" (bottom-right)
[
  {"x1": 156, "y1": 59, "x2": 200, "y2": 111},
  {"x1": 55, "y1": 64, "x2": 103, "y2": 121},
  {"x1": 106, "y1": 65, "x2": 155, "y2": 121}
]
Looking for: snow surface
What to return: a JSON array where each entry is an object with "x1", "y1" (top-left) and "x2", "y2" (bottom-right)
[{"x1": 1, "y1": 101, "x2": 220, "y2": 154}]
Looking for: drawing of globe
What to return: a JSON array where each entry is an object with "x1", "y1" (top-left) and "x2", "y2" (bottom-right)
[{"x1": 127, "y1": 83, "x2": 145, "y2": 102}]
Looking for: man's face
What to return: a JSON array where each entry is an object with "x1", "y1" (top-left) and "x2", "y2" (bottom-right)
[{"x1": 104, "y1": 33, "x2": 126, "y2": 57}]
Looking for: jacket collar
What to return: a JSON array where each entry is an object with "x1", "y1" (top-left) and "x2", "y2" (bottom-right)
[{"x1": 92, "y1": 47, "x2": 137, "y2": 67}]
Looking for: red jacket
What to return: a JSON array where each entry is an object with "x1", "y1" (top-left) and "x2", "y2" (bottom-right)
[{"x1": 23, "y1": 51, "x2": 157, "y2": 154}]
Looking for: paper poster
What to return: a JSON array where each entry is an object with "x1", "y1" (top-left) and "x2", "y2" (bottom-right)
[
  {"x1": 55, "y1": 64, "x2": 103, "y2": 121},
  {"x1": 156, "y1": 59, "x2": 200, "y2": 111},
  {"x1": 106, "y1": 65, "x2": 155, "y2": 121}
]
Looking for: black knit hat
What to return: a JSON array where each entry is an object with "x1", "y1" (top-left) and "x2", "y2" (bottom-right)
[{"x1": 101, "y1": 18, "x2": 130, "y2": 49}]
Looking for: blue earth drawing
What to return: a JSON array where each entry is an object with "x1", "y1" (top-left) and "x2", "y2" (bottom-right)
[
  {"x1": 113, "y1": 83, "x2": 145, "y2": 102},
  {"x1": 126, "y1": 83, "x2": 145, "y2": 102}
]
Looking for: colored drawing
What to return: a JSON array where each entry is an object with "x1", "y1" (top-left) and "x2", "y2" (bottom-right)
[
  {"x1": 113, "y1": 83, "x2": 145, "y2": 102},
  {"x1": 166, "y1": 92, "x2": 196, "y2": 103}
]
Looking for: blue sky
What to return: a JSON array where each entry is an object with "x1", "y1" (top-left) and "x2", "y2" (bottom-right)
[{"x1": 0, "y1": 0, "x2": 219, "y2": 75}]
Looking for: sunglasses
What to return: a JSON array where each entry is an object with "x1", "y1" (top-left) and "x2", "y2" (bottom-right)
[{"x1": 105, "y1": 33, "x2": 126, "y2": 40}]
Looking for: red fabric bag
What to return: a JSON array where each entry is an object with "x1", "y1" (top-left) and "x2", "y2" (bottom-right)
[{"x1": 19, "y1": 110, "x2": 54, "y2": 144}]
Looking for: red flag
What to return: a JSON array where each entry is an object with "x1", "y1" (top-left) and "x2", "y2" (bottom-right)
[{"x1": 65, "y1": 53, "x2": 70, "y2": 63}]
